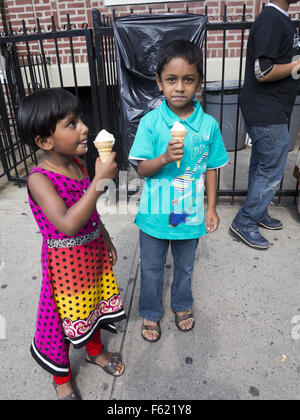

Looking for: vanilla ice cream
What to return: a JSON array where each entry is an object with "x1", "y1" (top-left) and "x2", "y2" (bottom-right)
[
  {"x1": 94, "y1": 129, "x2": 115, "y2": 146},
  {"x1": 94, "y1": 129, "x2": 115, "y2": 162},
  {"x1": 170, "y1": 121, "x2": 186, "y2": 134},
  {"x1": 170, "y1": 122, "x2": 187, "y2": 168}
]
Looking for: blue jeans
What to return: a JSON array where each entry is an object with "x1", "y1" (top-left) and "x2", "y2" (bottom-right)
[
  {"x1": 233, "y1": 124, "x2": 290, "y2": 231},
  {"x1": 139, "y1": 231, "x2": 199, "y2": 322}
]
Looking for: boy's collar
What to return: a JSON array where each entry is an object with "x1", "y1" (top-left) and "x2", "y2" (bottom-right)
[{"x1": 161, "y1": 99, "x2": 204, "y2": 131}]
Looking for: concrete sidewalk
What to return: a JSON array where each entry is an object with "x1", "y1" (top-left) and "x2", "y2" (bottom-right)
[{"x1": 0, "y1": 178, "x2": 300, "y2": 400}]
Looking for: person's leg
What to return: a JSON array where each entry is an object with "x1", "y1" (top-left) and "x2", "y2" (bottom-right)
[
  {"x1": 139, "y1": 230, "x2": 169, "y2": 322},
  {"x1": 53, "y1": 342, "x2": 71, "y2": 385},
  {"x1": 53, "y1": 342, "x2": 75, "y2": 399},
  {"x1": 86, "y1": 328, "x2": 103, "y2": 356},
  {"x1": 232, "y1": 124, "x2": 289, "y2": 239},
  {"x1": 85, "y1": 328, "x2": 124, "y2": 376},
  {"x1": 139, "y1": 230, "x2": 169, "y2": 340},
  {"x1": 53, "y1": 331, "x2": 103, "y2": 398},
  {"x1": 53, "y1": 370, "x2": 72, "y2": 385},
  {"x1": 246, "y1": 127, "x2": 259, "y2": 195},
  {"x1": 170, "y1": 239, "x2": 199, "y2": 330}
]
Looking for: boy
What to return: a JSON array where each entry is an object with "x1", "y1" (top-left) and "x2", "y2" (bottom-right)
[
  {"x1": 230, "y1": 0, "x2": 300, "y2": 250},
  {"x1": 129, "y1": 40, "x2": 229, "y2": 342}
]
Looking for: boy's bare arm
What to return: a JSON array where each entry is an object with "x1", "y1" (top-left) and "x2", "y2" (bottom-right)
[
  {"x1": 138, "y1": 139, "x2": 184, "y2": 177},
  {"x1": 138, "y1": 154, "x2": 169, "y2": 177},
  {"x1": 205, "y1": 169, "x2": 219, "y2": 233},
  {"x1": 205, "y1": 169, "x2": 217, "y2": 209}
]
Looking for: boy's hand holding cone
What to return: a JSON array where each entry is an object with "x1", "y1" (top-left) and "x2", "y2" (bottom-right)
[{"x1": 170, "y1": 122, "x2": 187, "y2": 168}]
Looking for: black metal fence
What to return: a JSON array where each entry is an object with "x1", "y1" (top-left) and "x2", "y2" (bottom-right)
[
  {"x1": 202, "y1": 4, "x2": 300, "y2": 200},
  {"x1": 0, "y1": 15, "x2": 100, "y2": 182},
  {"x1": 0, "y1": 5, "x2": 299, "y2": 200}
]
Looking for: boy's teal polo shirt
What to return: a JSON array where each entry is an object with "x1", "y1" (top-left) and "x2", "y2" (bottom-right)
[{"x1": 129, "y1": 100, "x2": 229, "y2": 240}]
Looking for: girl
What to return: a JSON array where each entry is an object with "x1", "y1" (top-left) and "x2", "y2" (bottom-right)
[{"x1": 17, "y1": 88, "x2": 126, "y2": 400}]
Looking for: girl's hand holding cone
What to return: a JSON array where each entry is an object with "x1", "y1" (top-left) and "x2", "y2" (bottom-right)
[{"x1": 95, "y1": 151, "x2": 118, "y2": 182}]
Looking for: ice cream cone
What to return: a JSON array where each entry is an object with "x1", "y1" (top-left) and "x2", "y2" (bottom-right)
[
  {"x1": 93, "y1": 129, "x2": 115, "y2": 163},
  {"x1": 94, "y1": 140, "x2": 114, "y2": 163},
  {"x1": 171, "y1": 131, "x2": 187, "y2": 168}
]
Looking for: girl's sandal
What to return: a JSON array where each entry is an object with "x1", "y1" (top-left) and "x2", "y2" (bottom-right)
[
  {"x1": 175, "y1": 310, "x2": 195, "y2": 332},
  {"x1": 85, "y1": 351, "x2": 125, "y2": 377},
  {"x1": 141, "y1": 320, "x2": 161, "y2": 343},
  {"x1": 52, "y1": 381, "x2": 81, "y2": 401}
]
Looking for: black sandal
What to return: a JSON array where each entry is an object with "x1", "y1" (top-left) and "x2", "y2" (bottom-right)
[
  {"x1": 175, "y1": 311, "x2": 195, "y2": 332},
  {"x1": 85, "y1": 350, "x2": 125, "y2": 377},
  {"x1": 141, "y1": 320, "x2": 161, "y2": 343},
  {"x1": 52, "y1": 381, "x2": 81, "y2": 400}
]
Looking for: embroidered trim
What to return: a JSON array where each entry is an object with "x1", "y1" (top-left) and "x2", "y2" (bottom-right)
[
  {"x1": 47, "y1": 226, "x2": 101, "y2": 248},
  {"x1": 62, "y1": 295, "x2": 124, "y2": 341}
]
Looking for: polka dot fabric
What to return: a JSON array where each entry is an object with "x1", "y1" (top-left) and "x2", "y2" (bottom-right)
[{"x1": 28, "y1": 159, "x2": 125, "y2": 377}]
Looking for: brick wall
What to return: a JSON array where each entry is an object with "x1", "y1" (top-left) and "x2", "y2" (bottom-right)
[
  {"x1": 2, "y1": 0, "x2": 299, "y2": 31},
  {"x1": 0, "y1": 1, "x2": 299, "y2": 83}
]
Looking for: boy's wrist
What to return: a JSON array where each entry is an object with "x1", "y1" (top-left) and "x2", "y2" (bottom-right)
[
  {"x1": 161, "y1": 152, "x2": 170, "y2": 166},
  {"x1": 207, "y1": 205, "x2": 217, "y2": 212}
]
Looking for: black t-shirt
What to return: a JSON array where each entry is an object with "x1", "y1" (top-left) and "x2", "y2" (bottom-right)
[{"x1": 240, "y1": 6, "x2": 300, "y2": 126}]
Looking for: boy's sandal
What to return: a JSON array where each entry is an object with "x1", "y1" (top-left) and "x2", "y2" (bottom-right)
[
  {"x1": 141, "y1": 320, "x2": 161, "y2": 343},
  {"x1": 175, "y1": 310, "x2": 195, "y2": 332},
  {"x1": 85, "y1": 350, "x2": 125, "y2": 377},
  {"x1": 52, "y1": 381, "x2": 81, "y2": 401}
]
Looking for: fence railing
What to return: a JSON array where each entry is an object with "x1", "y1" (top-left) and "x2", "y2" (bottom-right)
[
  {"x1": 0, "y1": 6, "x2": 299, "y2": 201},
  {"x1": 0, "y1": 15, "x2": 100, "y2": 182}
]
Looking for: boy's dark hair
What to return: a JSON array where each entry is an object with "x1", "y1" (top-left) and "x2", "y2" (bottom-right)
[
  {"x1": 156, "y1": 40, "x2": 203, "y2": 80},
  {"x1": 17, "y1": 88, "x2": 82, "y2": 150}
]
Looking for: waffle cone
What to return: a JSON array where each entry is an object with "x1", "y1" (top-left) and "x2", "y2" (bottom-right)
[
  {"x1": 170, "y1": 130, "x2": 187, "y2": 168},
  {"x1": 94, "y1": 140, "x2": 114, "y2": 163}
]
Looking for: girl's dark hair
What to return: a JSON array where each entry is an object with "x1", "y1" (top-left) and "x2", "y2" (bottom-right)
[
  {"x1": 17, "y1": 88, "x2": 82, "y2": 150},
  {"x1": 156, "y1": 40, "x2": 203, "y2": 80}
]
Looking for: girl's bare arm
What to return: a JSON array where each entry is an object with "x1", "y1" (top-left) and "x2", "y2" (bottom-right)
[{"x1": 28, "y1": 154, "x2": 117, "y2": 236}]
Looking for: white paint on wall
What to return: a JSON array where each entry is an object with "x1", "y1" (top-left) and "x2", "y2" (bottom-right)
[{"x1": 105, "y1": 0, "x2": 186, "y2": 6}]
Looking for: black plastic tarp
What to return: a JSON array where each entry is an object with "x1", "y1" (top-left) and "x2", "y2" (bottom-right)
[{"x1": 113, "y1": 14, "x2": 208, "y2": 163}]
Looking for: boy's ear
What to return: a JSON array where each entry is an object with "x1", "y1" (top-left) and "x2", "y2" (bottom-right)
[
  {"x1": 197, "y1": 76, "x2": 203, "y2": 88},
  {"x1": 195, "y1": 76, "x2": 203, "y2": 96},
  {"x1": 35, "y1": 135, "x2": 54, "y2": 152},
  {"x1": 156, "y1": 74, "x2": 163, "y2": 92}
]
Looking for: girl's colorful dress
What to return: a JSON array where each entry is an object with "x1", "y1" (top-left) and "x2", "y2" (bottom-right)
[{"x1": 27, "y1": 159, "x2": 125, "y2": 377}]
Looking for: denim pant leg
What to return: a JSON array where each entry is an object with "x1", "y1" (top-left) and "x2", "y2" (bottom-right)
[
  {"x1": 233, "y1": 124, "x2": 290, "y2": 231},
  {"x1": 139, "y1": 231, "x2": 169, "y2": 322},
  {"x1": 170, "y1": 239, "x2": 199, "y2": 313}
]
